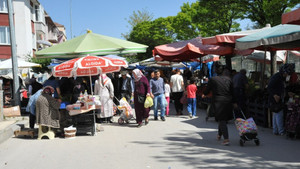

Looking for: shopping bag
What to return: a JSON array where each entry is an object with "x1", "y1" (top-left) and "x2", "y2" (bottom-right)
[
  {"x1": 144, "y1": 96, "x2": 153, "y2": 108},
  {"x1": 119, "y1": 97, "x2": 133, "y2": 117},
  {"x1": 180, "y1": 94, "x2": 187, "y2": 105},
  {"x1": 235, "y1": 117, "x2": 258, "y2": 135},
  {"x1": 162, "y1": 96, "x2": 168, "y2": 107}
]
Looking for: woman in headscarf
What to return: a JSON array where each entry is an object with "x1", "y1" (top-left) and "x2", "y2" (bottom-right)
[
  {"x1": 94, "y1": 73, "x2": 114, "y2": 123},
  {"x1": 132, "y1": 69, "x2": 150, "y2": 128},
  {"x1": 36, "y1": 86, "x2": 61, "y2": 129}
]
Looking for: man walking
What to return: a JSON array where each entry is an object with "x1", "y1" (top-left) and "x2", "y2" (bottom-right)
[
  {"x1": 150, "y1": 70, "x2": 166, "y2": 121},
  {"x1": 119, "y1": 71, "x2": 134, "y2": 102},
  {"x1": 233, "y1": 69, "x2": 248, "y2": 114},
  {"x1": 170, "y1": 69, "x2": 184, "y2": 115}
]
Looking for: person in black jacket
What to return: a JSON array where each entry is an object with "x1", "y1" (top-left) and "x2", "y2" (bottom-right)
[
  {"x1": 203, "y1": 63, "x2": 237, "y2": 146},
  {"x1": 119, "y1": 71, "x2": 133, "y2": 102},
  {"x1": 267, "y1": 63, "x2": 294, "y2": 136}
]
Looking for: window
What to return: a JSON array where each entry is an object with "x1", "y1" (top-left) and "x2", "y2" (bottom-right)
[
  {"x1": 35, "y1": 5, "x2": 40, "y2": 21},
  {"x1": 0, "y1": 0, "x2": 8, "y2": 12},
  {"x1": 0, "y1": 26, "x2": 10, "y2": 44}
]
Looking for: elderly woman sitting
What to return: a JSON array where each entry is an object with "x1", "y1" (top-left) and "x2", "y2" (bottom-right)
[{"x1": 36, "y1": 86, "x2": 61, "y2": 130}]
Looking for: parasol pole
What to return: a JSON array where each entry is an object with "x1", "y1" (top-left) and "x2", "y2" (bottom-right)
[
  {"x1": 261, "y1": 48, "x2": 267, "y2": 89},
  {"x1": 89, "y1": 67, "x2": 93, "y2": 95}
]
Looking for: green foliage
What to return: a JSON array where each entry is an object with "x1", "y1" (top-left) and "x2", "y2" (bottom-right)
[
  {"x1": 239, "y1": 0, "x2": 299, "y2": 28},
  {"x1": 29, "y1": 57, "x2": 51, "y2": 73},
  {"x1": 122, "y1": 8, "x2": 154, "y2": 39},
  {"x1": 192, "y1": 0, "x2": 243, "y2": 37},
  {"x1": 128, "y1": 18, "x2": 176, "y2": 61}
]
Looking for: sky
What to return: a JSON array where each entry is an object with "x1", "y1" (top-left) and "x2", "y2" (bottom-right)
[{"x1": 38, "y1": 0, "x2": 250, "y2": 40}]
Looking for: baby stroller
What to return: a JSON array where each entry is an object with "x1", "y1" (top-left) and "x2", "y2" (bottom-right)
[
  {"x1": 234, "y1": 110, "x2": 260, "y2": 146},
  {"x1": 117, "y1": 97, "x2": 135, "y2": 125}
]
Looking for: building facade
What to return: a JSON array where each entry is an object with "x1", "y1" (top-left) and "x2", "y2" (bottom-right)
[{"x1": 0, "y1": 0, "x2": 66, "y2": 60}]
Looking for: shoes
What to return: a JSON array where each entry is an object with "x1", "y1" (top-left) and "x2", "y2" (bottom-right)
[
  {"x1": 145, "y1": 118, "x2": 149, "y2": 125},
  {"x1": 280, "y1": 133, "x2": 285, "y2": 136},
  {"x1": 154, "y1": 116, "x2": 158, "y2": 120},
  {"x1": 189, "y1": 114, "x2": 192, "y2": 118},
  {"x1": 161, "y1": 116, "x2": 166, "y2": 121},
  {"x1": 137, "y1": 123, "x2": 142, "y2": 128},
  {"x1": 217, "y1": 135, "x2": 221, "y2": 141},
  {"x1": 192, "y1": 116, "x2": 196, "y2": 118},
  {"x1": 222, "y1": 140, "x2": 230, "y2": 146}
]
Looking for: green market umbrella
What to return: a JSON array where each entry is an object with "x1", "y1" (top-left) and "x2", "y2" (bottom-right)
[
  {"x1": 35, "y1": 30, "x2": 148, "y2": 58},
  {"x1": 236, "y1": 24, "x2": 300, "y2": 50}
]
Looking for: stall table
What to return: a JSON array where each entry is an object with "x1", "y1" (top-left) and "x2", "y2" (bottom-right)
[{"x1": 69, "y1": 105, "x2": 100, "y2": 136}]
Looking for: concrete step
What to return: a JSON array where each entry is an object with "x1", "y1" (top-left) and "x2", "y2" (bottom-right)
[{"x1": 0, "y1": 117, "x2": 29, "y2": 144}]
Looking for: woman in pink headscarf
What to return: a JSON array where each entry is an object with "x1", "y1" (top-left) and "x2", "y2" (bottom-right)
[{"x1": 132, "y1": 69, "x2": 150, "y2": 127}]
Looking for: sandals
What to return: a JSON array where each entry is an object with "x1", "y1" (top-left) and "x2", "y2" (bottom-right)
[
  {"x1": 222, "y1": 139, "x2": 230, "y2": 146},
  {"x1": 145, "y1": 118, "x2": 149, "y2": 125}
]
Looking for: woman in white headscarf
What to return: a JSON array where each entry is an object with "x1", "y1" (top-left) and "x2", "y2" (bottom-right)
[
  {"x1": 94, "y1": 74, "x2": 114, "y2": 123},
  {"x1": 132, "y1": 69, "x2": 150, "y2": 127}
]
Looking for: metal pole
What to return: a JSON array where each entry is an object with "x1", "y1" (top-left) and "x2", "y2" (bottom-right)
[
  {"x1": 70, "y1": 0, "x2": 72, "y2": 39},
  {"x1": 0, "y1": 90, "x2": 3, "y2": 121},
  {"x1": 7, "y1": 0, "x2": 20, "y2": 106}
]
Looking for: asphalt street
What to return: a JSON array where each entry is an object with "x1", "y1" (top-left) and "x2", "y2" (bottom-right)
[{"x1": 0, "y1": 103, "x2": 300, "y2": 169}]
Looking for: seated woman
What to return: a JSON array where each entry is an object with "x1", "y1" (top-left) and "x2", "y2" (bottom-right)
[{"x1": 36, "y1": 86, "x2": 62, "y2": 130}]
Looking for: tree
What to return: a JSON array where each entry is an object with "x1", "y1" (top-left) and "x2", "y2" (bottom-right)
[
  {"x1": 29, "y1": 57, "x2": 52, "y2": 73},
  {"x1": 122, "y1": 8, "x2": 154, "y2": 40},
  {"x1": 239, "y1": 0, "x2": 300, "y2": 28},
  {"x1": 128, "y1": 17, "x2": 176, "y2": 61},
  {"x1": 171, "y1": 3, "x2": 201, "y2": 40},
  {"x1": 189, "y1": 0, "x2": 242, "y2": 37}
]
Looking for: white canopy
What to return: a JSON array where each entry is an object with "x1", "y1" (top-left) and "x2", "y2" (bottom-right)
[
  {"x1": 245, "y1": 50, "x2": 286, "y2": 64},
  {"x1": 0, "y1": 58, "x2": 41, "y2": 70}
]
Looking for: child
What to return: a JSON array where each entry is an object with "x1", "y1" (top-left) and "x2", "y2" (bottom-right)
[
  {"x1": 164, "y1": 77, "x2": 171, "y2": 116},
  {"x1": 186, "y1": 77, "x2": 197, "y2": 118}
]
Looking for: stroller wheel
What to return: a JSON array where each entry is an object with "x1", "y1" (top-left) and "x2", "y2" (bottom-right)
[
  {"x1": 118, "y1": 118, "x2": 124, "y2": 125},
  {"x1": 239, "y1": 139, "x2": 244, "y2": 147},
  {"x1": 254, "y1": 139, "x2": 260, "y2": 146}
]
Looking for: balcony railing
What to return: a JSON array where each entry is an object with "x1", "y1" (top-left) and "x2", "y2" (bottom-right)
[
  {"x1": 34, "y1": 21, "x2": 46, "y2": 34},
  {"x1": 48, "y1": 32, "x2": 58, "y2": 42}
]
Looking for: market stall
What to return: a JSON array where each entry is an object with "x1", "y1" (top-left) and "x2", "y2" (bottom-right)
[{"x1": 53, "y1": 55, "x2": 128, "y2": 136}]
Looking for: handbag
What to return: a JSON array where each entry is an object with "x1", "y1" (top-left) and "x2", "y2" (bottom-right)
[
  {"x1": 270, "y1": 102, "x2": 284, "y2": 113},
  {"x1": 137, "y1": 94, "x2": 146, "y2": 104}
]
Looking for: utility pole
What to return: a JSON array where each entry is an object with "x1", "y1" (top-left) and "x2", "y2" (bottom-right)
[
  {"x1": 70, "y1": 0, "x2": 72, "y2": 39},
  {"x1": 7, "y1": 0, "x2": 20, "y2": 106}
]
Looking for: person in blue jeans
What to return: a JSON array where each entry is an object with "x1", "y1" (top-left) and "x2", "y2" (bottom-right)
[
  {"x1": 150, "y1": 70, "x2": 166, "y2": 121},
  {"x1": 186, "y1": 78, "x2": 197, "y2": 118},
  {"x1": 268, "y1": 63, "x2": 295, "y2": 135}
]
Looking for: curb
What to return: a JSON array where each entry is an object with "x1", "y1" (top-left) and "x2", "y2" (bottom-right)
[{"x1": 0, "y1": 120, "x2": 28, "y2": 144}]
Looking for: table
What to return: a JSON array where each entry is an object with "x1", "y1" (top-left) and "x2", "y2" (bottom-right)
[{"x1": 69, "y1": 105, "x2": 100, "y2": 136}]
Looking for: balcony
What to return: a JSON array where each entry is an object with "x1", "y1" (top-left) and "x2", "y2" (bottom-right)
[
  {"x1": 48, "y1": 31, "x2": 58, "y2": 43},
  {"x1": 35, "y1": 21, "x2": 46, "y2": 34}
]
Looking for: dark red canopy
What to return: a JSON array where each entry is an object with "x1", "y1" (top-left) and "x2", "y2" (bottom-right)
[
  {"x1": 282, "y1": 8, "x2": 300, "y2": 25},
  {"x1": 153, "y1": 37, "x2": 233, "y2": 62}
]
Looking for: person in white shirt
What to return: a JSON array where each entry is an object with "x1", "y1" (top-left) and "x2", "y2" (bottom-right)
[
  {"x1": 164, "y1": 77, "x2": 171, "y2": 116},
  {"x1": 170, "y1": 69, "x2": 184, "y2": 115}
]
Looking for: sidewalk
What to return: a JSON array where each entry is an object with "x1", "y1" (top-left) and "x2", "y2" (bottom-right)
[{"x1": 0, "y1": 116, "x2": 29, "y2": 144}]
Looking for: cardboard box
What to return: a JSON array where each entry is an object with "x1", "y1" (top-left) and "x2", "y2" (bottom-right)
[{"x1": 3, "y1": 106, "x2": 21, "y2": 117}]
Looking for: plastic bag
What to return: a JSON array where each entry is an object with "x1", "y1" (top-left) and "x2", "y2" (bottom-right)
[
  {"x1": 119, "y1": 97, "x2": 133, "y2": 117},
  {"x1": 144, "y1": 96, "x2": 153, "y2": 108},
  {"x1": 162, "y1": 96, "x2": 168, "y2": 107}
]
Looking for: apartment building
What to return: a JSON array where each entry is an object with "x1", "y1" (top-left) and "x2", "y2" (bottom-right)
[{"x1": 0, "y1": 0, "x2": 66, "y2": 60}]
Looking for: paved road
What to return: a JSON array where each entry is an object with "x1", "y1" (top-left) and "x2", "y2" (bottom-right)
[{"x1": 0, "y1": 103, "x2": 300, "y2": 169}]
